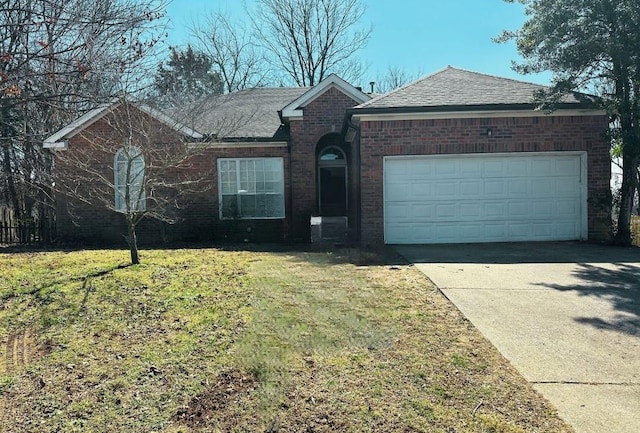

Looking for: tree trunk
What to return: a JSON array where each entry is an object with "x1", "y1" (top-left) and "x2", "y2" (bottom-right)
[
  {"x1": 1, "y1": 103, "x2": 21, "y2": 220},
  {"x1": 127, "y1": 217, "x2": 140, "y2": 264},
  {"x1": 614, "y1": 152, "x2": 638, "y2": 245}
]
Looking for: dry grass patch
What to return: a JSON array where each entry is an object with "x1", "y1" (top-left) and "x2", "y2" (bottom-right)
[{"x1": 0, "y1": 248, "x2": 572, "y2": 432}]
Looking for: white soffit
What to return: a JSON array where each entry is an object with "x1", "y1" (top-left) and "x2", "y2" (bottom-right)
[
  {"x1": 43, "y1": 102, "x2": 115, "y2": 147},
  {"x1": 353, "y1": 108, "x2": 607, "y2": 122}
]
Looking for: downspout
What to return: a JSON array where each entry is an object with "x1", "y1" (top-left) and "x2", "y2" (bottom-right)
[
  {"x1": 279, "y1": 109, "x2": 295, "y2": 242},
  {"x1": 347, "y1": 117, "x2": 362, "y2": 244},
  {"x1": 287, "y1": 137, "x2": 293, "y2": 242}
]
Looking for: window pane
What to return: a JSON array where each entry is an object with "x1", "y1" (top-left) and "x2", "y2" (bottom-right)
[
  {"x1": 265, "y1": 194, "x2": 284, "y2": 218},
  {"x1": 239, "y1": 194, "x2": 257, "y2": 217},
  {"x1": 221, "y1": 181, "x2": 236, "y2": 194},
  {"x1": 221, "y1": 194, "x2": 238, "y2": 218},
  {"x1": 218, "y1": 158, "x2": 284, "y2": 219}
]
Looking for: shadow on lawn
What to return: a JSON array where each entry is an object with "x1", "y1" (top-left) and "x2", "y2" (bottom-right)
[
  {"x1": 1, "y1": 263, "x2": 130, "y2": 303},
  {"x1": 541, "y1": 262, "x2": 640, "y2": 338},
  {"x1": 1, "y1": 264, "x2": 131, "y2": 374},
  {"x1": 2, "y1": 240, "x2": 408, "y2": 267}
]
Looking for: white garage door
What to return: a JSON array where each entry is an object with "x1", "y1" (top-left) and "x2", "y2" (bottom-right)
[{"x1": 384, "y1": 152, "x2": 587, "y2": 244}]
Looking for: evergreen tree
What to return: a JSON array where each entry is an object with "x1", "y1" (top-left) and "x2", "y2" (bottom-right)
[
  {"x1": 154, "y1": 45, "x2": 224, "y2": 104},
  {"x1": 499, "y1": 0, "x2": 640, "y2": 244}
]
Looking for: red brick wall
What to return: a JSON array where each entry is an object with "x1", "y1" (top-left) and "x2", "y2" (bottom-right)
[
  {"x1": 358, "y1": 115, "x2": 612, "y2": 246},
  {"x1": 54, "y1": 106, "x2": 191, "y2": 245},
  {"x1": 54, "y1": 105, "x2": 290, "y2": 246},
  {"x1": 289, "y1": 86, "x2": 361, "y2": 241}
]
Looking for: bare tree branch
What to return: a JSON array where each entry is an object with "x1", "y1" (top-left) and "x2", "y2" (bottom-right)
[
  {"x1": 53, "y1": 99, "x2": 214, "y2": 263},
  {"x1": 191, "y1": 10, "x2": 268, "y2": 92},
  {"x1": 250, "y1": 0, "x2": 371, "y2": 86}
]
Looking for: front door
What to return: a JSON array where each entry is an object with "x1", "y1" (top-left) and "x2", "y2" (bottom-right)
[{"x1": 318, "y1": 146, "x2": 348, "y2": 216}]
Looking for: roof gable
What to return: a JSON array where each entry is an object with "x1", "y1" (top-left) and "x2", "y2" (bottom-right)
[
  {"x1": 281, "y1": 74, "x2": 371, "y2": 119},
  {"x1": 43, "y1": 99, "x2": 203, "y2": 149},
  {"x1": 356, "y1": 66, "x2": 584, "y2": 110}
]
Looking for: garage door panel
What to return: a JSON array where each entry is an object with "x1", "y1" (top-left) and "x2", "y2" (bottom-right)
[
  {"x1": 508, "y1": 223, "x2": 531, "y2": 238},
  {"x1": 531, "y1": 158, "x2": 555, "y2": 175},
  {"x1": 385, "y1": 182, "x2": 412, "y2": 199},
  {"x1": 485, "y1": 203, "x2": 507, "y2": 218},
  {"x1": 529, "y1": 201, "x2": 555, "y2": 217},
  {"x1": 507, "y1": 159, "x2": 528, "y2": 175},
  {"x1": 385, "y1": 203, "x2": 411, "y2": 220},
  {"x1": 484, "y1": 180, "x2": 506, "y2": 196},
  {"x1": 435, "y1": 181, "x2": 456, "y2": 196},
  {"x1": 530, "y1": 179, "x2": 551, "y2": 194},
  {"x1": 384, "y1": 153, "x2": 585, "y2": 244},
  {"x1": 410, "y1": 182, "x2": 434, "y2": 198},
  {"x1": 557, "y1": 201, "x2": 580, "y2": 217},
  {"x1": 532, "y1": 222, "x2": 554, "y2": 237},
  {"x1": 508, "y1": 202, "x2": 529, "y2": 217},
  {"x1": 557, "y1": 221, "x2": 580, "y2": 237},
  {"x1": 386, "y1": 224, "x2": 435, "y2": 243},
  {"x1": 436, "y1": 203, "x2": 457, "y2": 218},
  {"x1": 459, "y1": 159, "x2": 482, "y2": 177},
  {"x1": 557, "y1": 158, "x2": 580, "y2": 174},
  {"x1": 557, "y1": 181, "x2": 580, "y2": 196},
  {"x1": 412, "y1": 204, "x2": 434, "y2": 218},
  {"x1": 508, "y1": 180, "x2": 529, "y2": 195},
  {"x1": 483, "y1": 159, "x2": 509, "y2": 177},
  {"x1": 460, "y1": 181, "x2": 481, "y2": 196},
  {"x1": 484, "y1": 224, "x2": 507, "y2": 238},
  {"x1": 436, "y1": 160, "x2": 458, "y2": 177},
  {"x1": 460, "y1": 203, "x2": 483, "y2": 218}
]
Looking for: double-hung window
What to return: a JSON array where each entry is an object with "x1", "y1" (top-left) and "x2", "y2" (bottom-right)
[
  {"x1": 218, "y1": 158, "x2": 285, "y2": 219},
  {"x1": 114, "y1": 146, "x2": 146, "y2": 213}
]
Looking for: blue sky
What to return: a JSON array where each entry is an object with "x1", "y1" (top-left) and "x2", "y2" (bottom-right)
[{"x1": 165, "y1": 0, "x2": 550, "y2": 85}]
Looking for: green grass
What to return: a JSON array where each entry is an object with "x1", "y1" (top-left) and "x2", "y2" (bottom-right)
[{"x1": 0, "y1": 248, "x2": 573, "y2": 432}]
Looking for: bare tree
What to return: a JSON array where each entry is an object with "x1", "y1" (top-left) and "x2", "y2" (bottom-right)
[
  {"x1": 374, "y1": 66, "x2": 422, "y2": 93},
  {"x1": 0, "y1": 0, "x2": 167, "y2": 235},
  {"x1": 250, "y1": 0, "x2": 371, "y2": 86},
  {"x1": 51, "y1": 99, "x2": 211, "y2": 264},
  {"x1": 191, "y1": 11, "x2": 267, "y2": 92}
]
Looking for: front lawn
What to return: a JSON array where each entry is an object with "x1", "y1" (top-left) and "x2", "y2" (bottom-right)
[{"x1": 0, "y1": 247, "x2": 572, "y2": 432}]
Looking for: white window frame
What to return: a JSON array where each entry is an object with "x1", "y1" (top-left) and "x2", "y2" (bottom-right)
[
  {"x1": 114, "y1": 146, "x2": 146, "y2": 213},
  {"x1": 217, "y1": 157, "x2": 285, "y2": 220}
]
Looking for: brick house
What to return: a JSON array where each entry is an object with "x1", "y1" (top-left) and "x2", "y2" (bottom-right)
[{"x1": 44, "y1": 67, "x2": 611, "y2": 246}]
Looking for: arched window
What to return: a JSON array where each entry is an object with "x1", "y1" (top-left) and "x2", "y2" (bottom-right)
[
  {"x1": 114, "y1": 146, "x2": 146, "y2": 213},
  {"x1": 319, "y1": 146, "x2": 346, "y2": 163}
]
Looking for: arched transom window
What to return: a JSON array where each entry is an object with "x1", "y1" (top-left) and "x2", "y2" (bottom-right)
[{"x1": 319, "y1": 146, "x2": 346, "y2": 163}]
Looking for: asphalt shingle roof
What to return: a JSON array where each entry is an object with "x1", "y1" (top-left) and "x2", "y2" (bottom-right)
[
  {"x1": 357, "y1": 66, "x2": 581, "y2": 110},
  {"x1": 189, "y1": 87, "x2": 309, "y2": 139}
]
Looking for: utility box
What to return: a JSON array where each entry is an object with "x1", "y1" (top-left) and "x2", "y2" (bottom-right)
[{"x1": 310, "y1": 216, "x2": 348, "y2": 245}]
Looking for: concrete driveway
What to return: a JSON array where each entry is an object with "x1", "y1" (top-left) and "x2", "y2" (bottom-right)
[{"x1": 396, "y1": 242, "x2": 640, "y2": 433}]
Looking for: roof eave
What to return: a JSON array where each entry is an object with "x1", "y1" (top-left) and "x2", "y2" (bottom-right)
[
  {"x1": 349, "y1": 102, "x2": 600, "y2": 116},
  {"x1": 43, "y1": 99, "x2": 205, "y2": 149}
]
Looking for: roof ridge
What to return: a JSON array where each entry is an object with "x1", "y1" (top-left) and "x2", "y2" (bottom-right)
[
  {"x1": 445, "y1": 66, "x2": 548, "y2": 88},
  {"x1": 359, "y1": 66, "x2": 550, "y2": 109},
  {"x1": 359, "y1": 66, "x2": 453, "y2": 108}
]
